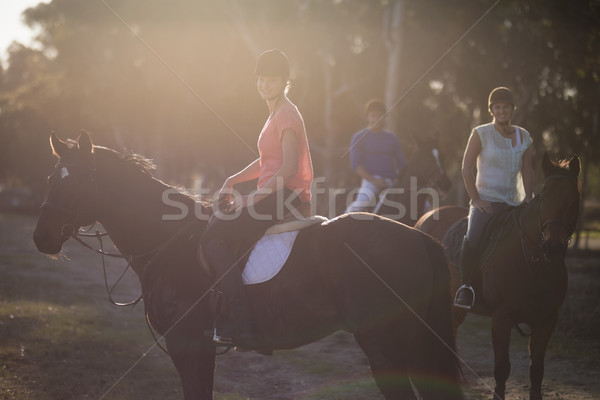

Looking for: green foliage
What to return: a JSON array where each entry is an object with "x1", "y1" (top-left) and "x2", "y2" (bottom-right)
[{"x1": 0, "y1": 0, "x2": 598, "y2": 200}]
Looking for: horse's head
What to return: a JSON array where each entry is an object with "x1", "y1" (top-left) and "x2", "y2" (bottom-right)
[
  {"x1": 33, "y1": 131, "x2": 97, "y2": 254},
  {"x1": 413, "y1": 133, "x2": 452, "y2": 196},
  {"x1": 537, "y1": 153, "x2": 581, "y2": 261}
]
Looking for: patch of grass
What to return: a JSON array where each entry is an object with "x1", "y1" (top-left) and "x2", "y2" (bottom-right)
[
  {"x1": 303, "y1": 378, "x2": 379, "y2": 400},
  {"x1": 276, "y1": 348, "x2": 346, "y2": 376},
  {"x1": 554, "y1": 258, "x2": 600, "y2": 367},
  {"x1": 0, "y1": 298, "x2": 181, "y2": 400},
  {"x1": 0, "y1": 214, "x2": 181, "y2": 400}
]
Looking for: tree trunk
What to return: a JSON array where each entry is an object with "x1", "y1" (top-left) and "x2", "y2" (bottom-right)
[{"x1": 383, "y1": 0, "x2": 405, "y2": 135}]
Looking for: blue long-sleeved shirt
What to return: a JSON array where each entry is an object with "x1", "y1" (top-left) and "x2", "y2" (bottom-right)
[{"x1": 349, "y1": 129, "x2": 405, "y2": 179}]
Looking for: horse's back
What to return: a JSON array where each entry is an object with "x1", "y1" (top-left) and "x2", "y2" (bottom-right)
[
  {"x1": 247, "y1": 213, "x2": 450, "y2": 344},
  {"x1": 304, "y1": 213, "x2": 447, "y2": 329},
  {"x1": 415, "y1": 205, "x2": 468, "y2": 241}
]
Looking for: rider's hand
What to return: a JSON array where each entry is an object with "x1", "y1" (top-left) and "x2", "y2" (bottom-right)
[
  {"x1": 217, "y1": 180, "x2": 236, "y2": 213},
  {"x1": 472, "y1": 198, "x2": 493, "y2": 214},
  {"x1": 372, "y1": 178, "x2": 389, "y2": 191}
]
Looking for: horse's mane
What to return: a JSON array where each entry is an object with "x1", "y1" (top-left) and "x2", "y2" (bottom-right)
[
  {"x1": 549, "y1": 158, "x2": 569, "y2": 174},
  {"x1": 92, "y1": 145, "x2": 214, "y2": 210},
  {"x1": 90, "y1": 145, "x2": 156, "y2": 176},
  {"x1": 547, "y1": 157, "x2": 578, "y2": 179},
  {"x1": 122, "y1": 153, "x2": 157, "y2": 174}
]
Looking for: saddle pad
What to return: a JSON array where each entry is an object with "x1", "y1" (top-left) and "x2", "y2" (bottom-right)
[
  {"x1": 242, "y1": 230, "x2": 299, "y2": 285},
  {"x1": 442, "y1": 217, "x2": 468, "y2": 266},
  {"x1": 442, "y1": 205, "x2": 519, "y2": 269}
]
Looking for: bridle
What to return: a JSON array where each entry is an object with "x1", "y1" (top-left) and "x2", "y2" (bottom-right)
[
  {"x1": 70, "y1": 221, "x2": 199, "y2": 306},
  {"x1": 516, "y1": 174, "x2": 578, "y2": 264},
  {"x1": 42, "y1": 160, "x2": 145, "y2": 306},
  {"x1": 41, "y1": 160, "x2": 200, "y2": 306},
  {"x1": 538, "y1": 175, "x2": 578, "y2": 248},
  {"x1": 42, "y1": 162, "x2": 97, "y2": 238},
  {"x1": 40, "y1": 157, "x2": 210, "y2": 356}
]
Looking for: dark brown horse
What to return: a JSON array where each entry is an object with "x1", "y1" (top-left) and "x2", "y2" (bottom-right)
[
  {"x1": 415, "y1": 154, "x2": 580, "y2": 400},
  {"x1": 33, "y1": 132, "x2": 462, "y2": 400}
]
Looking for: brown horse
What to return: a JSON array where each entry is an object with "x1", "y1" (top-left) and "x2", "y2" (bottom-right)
[
  {"x1": 33, "y1": 132, "x2": 462, "y2": 400},
  {"x1": 415, "y1": 154, "x2": 580, "y2": 400}
]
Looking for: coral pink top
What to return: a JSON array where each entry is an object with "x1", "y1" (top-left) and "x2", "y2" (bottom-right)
[{"x1": 257, "y1": 101, "x2": 313, "y2": 202}]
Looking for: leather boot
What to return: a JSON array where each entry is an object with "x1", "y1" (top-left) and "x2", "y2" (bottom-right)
[
  {"x1": 454, "y1": 236, "x2": 478, "y2": 309},
  {"x1": 204, "y1": 238, "x2": 254, "y2": 346}
]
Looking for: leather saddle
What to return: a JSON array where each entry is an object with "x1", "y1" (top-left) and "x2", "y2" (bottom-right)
[{"x1": 442, "y1": 204, "x2": 519, "y2": 269}]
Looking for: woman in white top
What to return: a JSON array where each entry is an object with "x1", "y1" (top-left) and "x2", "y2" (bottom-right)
[{"x1": 454, "y1": 87, "x2": 535, "y2": 309}]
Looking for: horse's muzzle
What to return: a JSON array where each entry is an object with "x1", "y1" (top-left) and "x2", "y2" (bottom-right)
[{"x1": 33, "y1": 227, "x2": 66, "y2": 255}]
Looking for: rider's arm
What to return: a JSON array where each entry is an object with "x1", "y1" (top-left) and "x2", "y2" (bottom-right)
[
  {"x1": 521, "y1": 146, "x2": 535, "y2": 202},
  {"x1": 221, "y1": 158, "x2": 261, "y2": 190},
  {"x1": 462, "y1": 130, "x2": 492, "y2": 213},
  {"x1": 355, "y1": 165, "x2": 377, "y2": 183},
  {"x1": 355, "y1": 165, "x2": 389, "y2": 190}
]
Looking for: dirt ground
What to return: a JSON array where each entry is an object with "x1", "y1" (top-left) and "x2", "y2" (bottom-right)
[{"x1": 1, "y1": 213, "x2": 599, "y2": 399}]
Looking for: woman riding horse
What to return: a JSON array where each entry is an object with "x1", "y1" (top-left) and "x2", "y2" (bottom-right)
[
  {"x1": 34, "y1": 131, "x2": 463, "y2": 399},
  {"x1": 201, "y1": 49, "x2": 313, "y2": 347},
  {"x1": 454, "y1": 86, "x2": 535, "y2": 308},
  {"x1": 416, "y1": 153, "x2": 580, "y2": 400}
]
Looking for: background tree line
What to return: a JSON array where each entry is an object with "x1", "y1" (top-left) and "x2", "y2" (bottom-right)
[{"x1": 0, "y1": 0, "x2": 598, "y2": 216}]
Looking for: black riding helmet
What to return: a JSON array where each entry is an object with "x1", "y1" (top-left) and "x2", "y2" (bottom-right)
[
  {"x1": 364, "y1": 99, "x2": 387, "y2": 115},
  {"x1": 255, "y1": 49, "x2": 290, "y2": 79},
  {"x1": 488, "y1": 87, "x2": 514, "y2": 110}
]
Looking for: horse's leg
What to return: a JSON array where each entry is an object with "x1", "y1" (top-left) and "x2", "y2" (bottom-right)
[
  {"x1": 354, "y1": 331, "x2": 416, "y2": 400},
  {"x1": 166, "y1": 330, "x2": 216, "y2": 400},
  {"x1": 491, "y1": 313, "x2": 513, "y2": 400},
  {"x1": 528, "y1": 314, "x2": 558, "y2": 400}
]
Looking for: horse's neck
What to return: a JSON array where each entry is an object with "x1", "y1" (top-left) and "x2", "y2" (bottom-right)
[
  {"x1": 94, "y1": 162, "x2": 203, "y2": 260},
  {"x1": 518, "y1": 200, "x2": 542, "y2": 250}
]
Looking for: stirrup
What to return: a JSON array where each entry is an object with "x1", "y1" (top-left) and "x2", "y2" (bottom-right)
[
  {"x1": 212, "y1": 328, "x2": 234, "y2": 347},
  {"x1": 453, "y1": 285, "x2": 475, "y2": 310}
]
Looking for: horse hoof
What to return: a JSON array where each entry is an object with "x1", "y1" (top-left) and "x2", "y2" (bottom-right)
[{"x1": 529, "y1": 390, "x2": 542, "y2": 400}]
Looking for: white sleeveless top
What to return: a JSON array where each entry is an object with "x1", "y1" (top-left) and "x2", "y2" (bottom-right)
[{"x1": 475, "y1": 123, "x2": 532, "y2": 206}]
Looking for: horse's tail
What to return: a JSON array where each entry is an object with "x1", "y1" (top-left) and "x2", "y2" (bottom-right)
[{"x1": 417, "y1": 233, "x2": 463, "y2": 399}]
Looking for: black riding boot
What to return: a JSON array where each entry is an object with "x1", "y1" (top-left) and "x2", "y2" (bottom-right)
[
  {"x1": 204, "y1": 238, "x2": 254, "y2": 346},
  {"x1": 454, "y1": 236, "x2": 478, "y2": 309}
]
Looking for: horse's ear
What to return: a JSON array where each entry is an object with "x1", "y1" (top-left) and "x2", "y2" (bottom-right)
[
  {"x1": 50, "y1": 131, "x2": 68, "y2": 158},
  {"x1": 542, "y1": 152, "x2": 552, "y2": 177},
  {"x1": 78, "y1": 130, "x2": 93, "y2": 155},
  {"x1": 568, "y1": 155, "x2": 580, "y2": 177}
]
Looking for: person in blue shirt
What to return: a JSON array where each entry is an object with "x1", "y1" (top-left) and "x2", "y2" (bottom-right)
[{"x1": 345, "y1": 99, "x2": 405, "y2": 213}]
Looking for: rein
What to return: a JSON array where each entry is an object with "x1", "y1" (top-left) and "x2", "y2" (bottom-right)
[
  {"x1": 70, "y1": 227, "x2": 143, "y2": 307},
  {"x1": 43, "y1": 155, "x2": 222, "y2": 356},
  {"x1": 69, "y1": 220, "x2": 200, "y2": 307},
  {"x1": 514, "y1": 198, "x2": 543, "y2": 265},
  {"x1": 514, "y1": 174, "x2": 577, "y2": 267}
]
